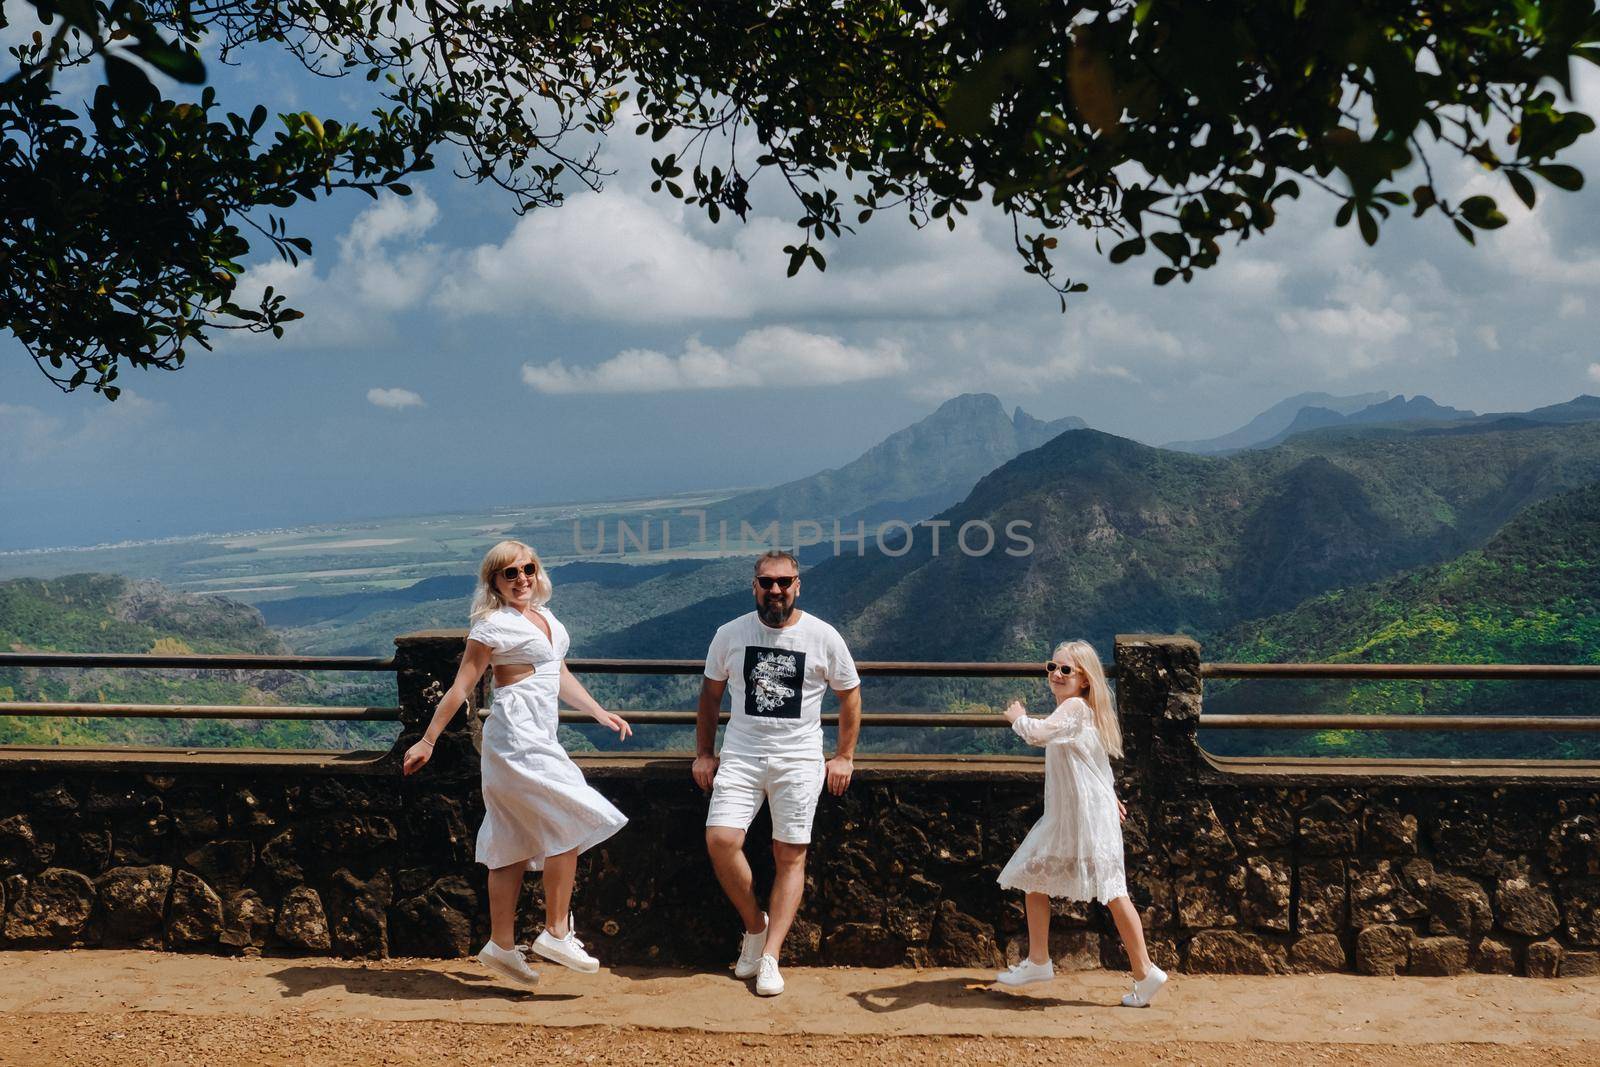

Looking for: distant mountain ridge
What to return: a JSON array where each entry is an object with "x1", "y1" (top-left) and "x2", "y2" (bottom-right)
[
  {"x1": 1164, "y1": 391, "x2": 1390, "y2": 453},
  {"x1": 703, "y1": 392, "x2": 1086, "y2": 528},
  {"x1": 588, "y1": 419, "x2": 1600, "y2": 667},
  {"x1": 1255, "y1": 394, "x2": 1476, "y2": 449},
  {"x1": 1171, "y1": 392, "x2": 1600, "y2": 457}
]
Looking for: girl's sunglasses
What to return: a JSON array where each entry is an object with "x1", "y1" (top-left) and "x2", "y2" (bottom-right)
[
  {"x1": 499, "y1": 562, "x2": 538, "y2": 582},
  {"x1": 1044, "y1": 661, "x2": 1075, "y2": 677}
]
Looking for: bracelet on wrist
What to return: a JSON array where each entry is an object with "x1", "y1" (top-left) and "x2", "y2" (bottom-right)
[{"x1": 418, "y1": 736, "x2": 436, "y2": 749}]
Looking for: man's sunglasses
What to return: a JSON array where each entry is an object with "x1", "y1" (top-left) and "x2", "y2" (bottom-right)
[
  {"x1": 499, "y1": 562, "x2": 539, "y2": 582},
  {"x1": 1045, "y1": 661, "x2": 1075, "y2": 677},
  {"x1": 755, "y1": 575, "x2": 797, "y2": 591}
]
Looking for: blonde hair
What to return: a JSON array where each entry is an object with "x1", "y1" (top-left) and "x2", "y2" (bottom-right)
[
  {"x1": 1052, "y1": 639, "x2": 1122, "y2": 759},
  {"x1": 469, "y1": 540, "x2": 552, "y2": 623}
]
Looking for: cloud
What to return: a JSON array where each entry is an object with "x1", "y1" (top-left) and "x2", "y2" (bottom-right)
[
  {"x1": 436, "y1": 188, "x2": 1016, "y2": 323},
  {"x1": 1589, "y1": 363, "x2": 1600, "y2": 385},
  {"x1": 366, "y1": 387, "x2": 425, "y2": 409},
  {"x1": 1272, "y1": 263, "x2": 1458, "y2": 376},
  {"x1": 229, "y1": 192, "x2": 443, "y2": 349},
  {"x1": 522, "y1": 327, "x2": 908, "y2": 394},
  {"x1": 0, "y1": 392, "x2": 167, "y2": 475}
]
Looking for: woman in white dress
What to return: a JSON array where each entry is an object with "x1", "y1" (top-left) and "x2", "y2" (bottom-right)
[
  {"x1": 995, "y1": 639, "x2": 1167, "y2": 1007},
  {"x1": 402, "y1": 540, "x2": 630, "y2": 986}
]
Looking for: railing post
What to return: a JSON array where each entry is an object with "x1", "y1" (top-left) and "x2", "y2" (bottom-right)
[
  {"x1": 1113, "y1": 634, "x2": 1203, "y2": 798},
  {"x1": 388, "y1": 629, "x2": 487, "y2": 956},
  {"x1": 394, "y1": 629, "x2": 483, "y2": 783}
]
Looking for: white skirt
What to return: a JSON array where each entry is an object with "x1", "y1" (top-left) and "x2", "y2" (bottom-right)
[
  {"x1": 476, "y1": 674, "x2": 627, "y2": 871},
  {"x1": 997, "y1": 798, "x2": 1128, "y2": 902}
]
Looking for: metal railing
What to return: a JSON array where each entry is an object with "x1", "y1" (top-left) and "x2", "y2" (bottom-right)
[
  {"x1": 4, "y1": 651, "x2": 1599, "y2": 740},
  {"x1": 1196, "y1": 661, "x2": 1600, "y2": 733},
  {"x1": 0, "y1": 651, "x2": 402, "y2": 731}
]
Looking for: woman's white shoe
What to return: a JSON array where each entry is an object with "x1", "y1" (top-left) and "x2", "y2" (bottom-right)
[
  {"x1": 533, "y1": 927, "x2": 600, "y2": 973},
  {"x1": 477, "y1": 940, "x2": 541, "y2": 987},
  {"x1": 1120, "y1": 966, "x2": 1167, "y2": 1007}
]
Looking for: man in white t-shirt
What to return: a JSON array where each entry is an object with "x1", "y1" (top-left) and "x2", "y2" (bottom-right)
[{"x1": 693, "y1": 549, "x2": 861, "y2": 997}]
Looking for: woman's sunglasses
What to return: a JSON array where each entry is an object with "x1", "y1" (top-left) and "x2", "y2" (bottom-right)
[
  {"x1": 1044, "y1": 662, "x2": 1075, "y2": 677},
  {"x1": 755, "y1": 575, "x2": 797, "y2": 591},
  {"x1": 499, "y1": 562, "x2": 538, "y2": 582}
]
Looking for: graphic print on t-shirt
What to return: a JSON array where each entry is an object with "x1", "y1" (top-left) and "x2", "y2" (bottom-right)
[{"x1": 743, "y1": 646, "x2": 807, "y2": 719}]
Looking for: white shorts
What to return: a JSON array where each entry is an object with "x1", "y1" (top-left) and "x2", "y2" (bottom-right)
[{"x1": 706, "y1": 754, "x2": 826, "y2": 845}]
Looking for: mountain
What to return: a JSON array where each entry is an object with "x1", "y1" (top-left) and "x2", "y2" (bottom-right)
[
  {"x1": 0, "y1": 574, "x2": 395, "y2": 749},
  {"x1": 501, "y1": 393, "x2": 1085, "y2": 559},
  {"x1": 587, "y1": 420, "x2": 1600, "y2": 673},
  {"x1": 1253, "y1": 394, "x2": 1476, "y2": 449},
  {"x1": 1475, "y1": 394, "x2": 1600, "y2": 426},
  {"x1": 1208, "y1": 482, "x2": 1600, "y2": 759},
  {"x1": 701, "y1": 393, "x2": 1086, "y2": 529},
  {"x1": 1163, "y1": 391, "x2": 1390, "y2": 453}
]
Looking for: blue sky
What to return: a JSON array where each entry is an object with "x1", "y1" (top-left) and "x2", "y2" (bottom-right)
[{"x1": 4, "y1": 30, "x2": 1600, "y2": 550}]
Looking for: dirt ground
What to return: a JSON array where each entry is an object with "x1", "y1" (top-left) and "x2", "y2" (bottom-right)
[{"x1": 1, "y1": 951, "x2": 1597, "y2": 1066}]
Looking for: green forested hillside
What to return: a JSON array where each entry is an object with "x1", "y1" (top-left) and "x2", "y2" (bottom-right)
[
  {"x1": 0, "y1": 575, "x2": 397, "y2": 750},
  {"x1": 597, "y1": 421, "x2": 1600, "y2": 660},
  {"x1": 1207, "y1": 483, "x2": 1600, "y2": 759},
  {"x1": 577, "y1": 420, "x2": 1600, "y2": 748}
]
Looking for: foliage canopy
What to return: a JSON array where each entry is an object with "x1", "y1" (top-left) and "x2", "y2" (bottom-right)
[{"x1": 4, "y1": 0, "x2": 1598, "y2": 396}]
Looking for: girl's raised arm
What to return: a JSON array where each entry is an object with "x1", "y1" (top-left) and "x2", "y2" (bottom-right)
[{"x1": 1005, "y1": 697, "x2": 1090, "y2": 747}]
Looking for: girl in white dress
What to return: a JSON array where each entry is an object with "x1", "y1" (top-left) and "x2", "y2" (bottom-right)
[
  {"x1": 402, "y1": 540, "x2": 630, "y2": 987},
  {"x1": 995, "y1": 639, "x2": 1167, "y2": 1007}
]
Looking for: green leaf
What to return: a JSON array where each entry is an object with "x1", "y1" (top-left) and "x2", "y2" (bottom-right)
[
  {"x1": 1108, "y1": 236, "x2": 1146, "y2": 264},
  {"x1": 1507, "y1": 169, "x2": 1536, "y2": 209},
  {"x1": 129, "y1": 39, "x2": 205, "y2": 83},
  {"x1": 1532, "y1": 163, "x2": 1584, "y2": 191},
  {"x1": 1459, "y1": 195, "x2": 1507, "y2": 229},
  {"x1": 1357, "y1": 207, "x2": 1378, "y2": 246}
]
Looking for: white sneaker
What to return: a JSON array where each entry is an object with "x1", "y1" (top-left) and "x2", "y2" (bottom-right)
[
  {"x1": 532, "y1": 927, "x2": 600, "y2": 973},
  {"x1": 733, "y1": 912, "x2": 769, "y2": 979},
  {"x1": 477, "y1": 940, "x2": 540, "y2": 987},
  {"x1": 995, "y1": 958, "x2": 1055, "y2": 987},
  {"x1": 1121, "y1": 966, "x2": 1168, "y2": 1007},
  {"x1": 755, "y1": 953, "x2": 784, "y2": 996}
]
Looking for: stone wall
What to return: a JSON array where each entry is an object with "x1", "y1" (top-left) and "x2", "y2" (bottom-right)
[
  {"x1": 0, "y1": 632, "x2": 1594, "y2": 975},
  {"x1": 1112, "y1": 635, "x2": 1600, "y2": 979}
]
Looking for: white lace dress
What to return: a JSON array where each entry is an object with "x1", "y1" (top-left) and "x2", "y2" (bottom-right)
[
  {"x1": 467, "y1": 605, "x2": 627, "y2": 871},
  {"x1": 997, "y1": 696, "x2": 1128, "y2": 902}
]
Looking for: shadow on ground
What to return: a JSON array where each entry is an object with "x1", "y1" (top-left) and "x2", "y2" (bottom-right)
[
  {"x1": 268, "y1": 965, "x2": 577, "y2": 1003},
  {"x1": 848, "y1": 976, "x2": 1099, "y2": 1013}
]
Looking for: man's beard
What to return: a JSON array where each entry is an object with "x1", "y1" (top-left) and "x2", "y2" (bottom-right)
[{"x1": 758, "y1": 598, "x2": 794, "y2": 627}]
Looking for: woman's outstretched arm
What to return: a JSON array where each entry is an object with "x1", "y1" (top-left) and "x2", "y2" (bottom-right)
[{"x1": 559, "y1": 663, "x2": 633, "y2": 740}]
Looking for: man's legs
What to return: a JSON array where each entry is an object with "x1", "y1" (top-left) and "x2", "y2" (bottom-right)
[
  {"x1": 706, "y1": 825, "x2": 765, "y2": 933},
  {"x1": 705, "y1": 755, "x2": 766, "y2": 934},
  {"x1": 763, "y1": 840, "x2": 808, "y2": 956},
  {"x1": 762, "y1": 756, "x2": 825, "y2": 957}
]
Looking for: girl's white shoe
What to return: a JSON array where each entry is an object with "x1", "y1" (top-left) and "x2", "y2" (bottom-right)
[
  {"x1": 1120, "y1": 965, "x2": 1167, "y2": 1007},
  {"x1": 995, "y1": 958, "x2": 1055, "y2": 987}
]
